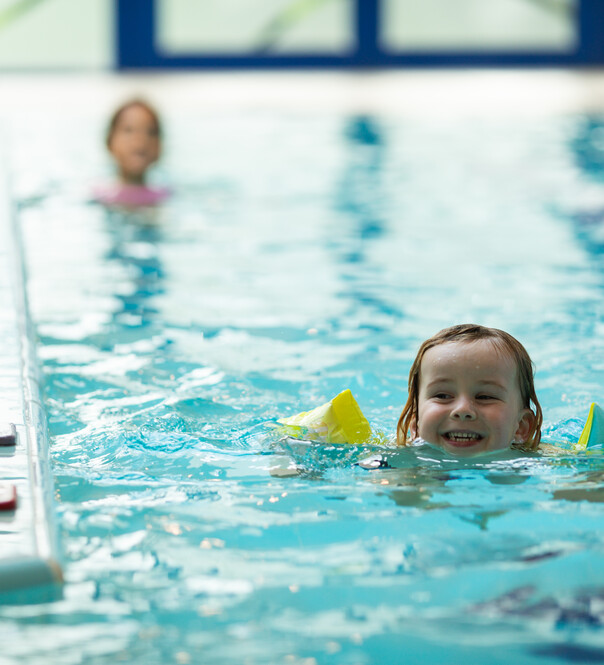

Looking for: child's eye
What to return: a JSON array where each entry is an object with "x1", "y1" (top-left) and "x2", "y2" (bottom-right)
[
  {"x1": 477, "y1": 394, "x2": 498, "y2": 401},
  {"x1": 432, "y1": 393, "x2": 452, "y2": 400}
]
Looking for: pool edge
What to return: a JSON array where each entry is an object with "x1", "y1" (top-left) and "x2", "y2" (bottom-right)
[{"x1": 0, "y1": 148, "x2": 63, "y2": 600}]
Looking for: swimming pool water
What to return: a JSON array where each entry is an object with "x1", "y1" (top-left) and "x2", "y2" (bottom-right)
[{"x1": 2, "y1": 107, "x2": 604, "y2": 664}]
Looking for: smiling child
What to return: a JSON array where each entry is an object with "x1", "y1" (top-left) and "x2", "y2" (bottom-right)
[{"x1": 397, "y1": 324, "x2": 543, "y2": 457}]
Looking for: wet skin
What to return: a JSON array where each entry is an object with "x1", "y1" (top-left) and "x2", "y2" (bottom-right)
[
  {"x1": 108, "y1": 104, "x2": 160, "y2": 185},
  {"x1": 414, "y1": 340, "x2": 535, "y2": 457}
]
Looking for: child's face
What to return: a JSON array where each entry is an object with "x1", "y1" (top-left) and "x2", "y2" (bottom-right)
[
  {"x1": 414, "y1": 340, "x2": 534, "y2": 457},
  {"x1": 108, "y1": 105, "x2": 160, "y2": 184}
]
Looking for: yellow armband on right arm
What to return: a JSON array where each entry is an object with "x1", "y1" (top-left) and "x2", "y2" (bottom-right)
[{"x1": 277, "y1": 389, "x2": 373, "y2": 445}]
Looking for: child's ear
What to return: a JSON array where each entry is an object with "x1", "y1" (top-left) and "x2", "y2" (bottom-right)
[
  {"x1": 410, "y1": 416, "x2": 418, "y2": 439},
  {"x1": 514, "y1": 409, "x2": 536, "y2": 443}
]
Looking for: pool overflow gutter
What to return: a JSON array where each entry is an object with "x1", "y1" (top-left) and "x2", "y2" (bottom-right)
[{"x1": 0, "y1": 159, "x2": 63, "y2": 602}]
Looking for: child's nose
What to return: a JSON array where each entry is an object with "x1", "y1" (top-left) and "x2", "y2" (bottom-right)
[
  {"x1": 451, "y1": 397, "x2": 476, "y2": 420},
  {"x1": 133, "y1": 132, "x2": 149, "y2": 147}
]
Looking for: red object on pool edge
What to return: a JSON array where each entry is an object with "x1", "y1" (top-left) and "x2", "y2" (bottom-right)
[
  {"x1": 0, "y1": 484, "x2": 17, "y2": 511},
  {"x1": 0, "y1": 423, "x2": 16, "y2": 446}
]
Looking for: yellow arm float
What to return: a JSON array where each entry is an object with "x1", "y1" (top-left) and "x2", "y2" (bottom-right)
[
  {"x1": 574, "y1": 402, "x2": 604, "y2": 451},
  {"x1": 278, "y1": 389, "x2": 373, "y2": 445}
]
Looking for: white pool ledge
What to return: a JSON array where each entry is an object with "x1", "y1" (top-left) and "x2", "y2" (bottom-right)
[{"x1": 0, "y1": 153, "x2": 62, "y2": 602}]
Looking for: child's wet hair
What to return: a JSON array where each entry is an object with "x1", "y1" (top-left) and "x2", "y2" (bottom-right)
[
  {"x1": 397, "y1": 324, "x2": 543, "y2": 449},
  {"x1": 105, "y1": 98, "x2": 162, "y2": 149}
]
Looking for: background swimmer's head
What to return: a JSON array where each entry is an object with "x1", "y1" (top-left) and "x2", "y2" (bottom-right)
[
  {"x1": 106, "y1": 99, "x2": 162, "y2": 185},
  {"x1": 397, "y1": 324, "x2": 542, "y2": 450}
]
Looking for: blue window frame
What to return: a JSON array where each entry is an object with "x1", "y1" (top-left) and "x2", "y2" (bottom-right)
[{"x1": 116, "y1": 0, "x2": 604, "y2": 69}]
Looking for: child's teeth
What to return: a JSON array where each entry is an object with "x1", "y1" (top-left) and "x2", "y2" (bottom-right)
[{"x1": 448, "y1": 432, "x2": 480, "y2": 441}]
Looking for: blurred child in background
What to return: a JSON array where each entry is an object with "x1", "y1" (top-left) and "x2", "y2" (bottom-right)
[{"x1": 94, "y1": 98, "x2": 170, "y2": 208}]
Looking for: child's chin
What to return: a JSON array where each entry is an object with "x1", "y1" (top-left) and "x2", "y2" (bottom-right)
[
  {"x1": 439, "y1": 436, "x2": 486, "y2": 456},
  {"x1": 442, "y1": 444, "x2": 486, "y2": 457},
  {"x1": 417, "y1": 437, "x2": 514, "y2": 459},
  {"x1": 440, "y1": 439, "x2": 514, "y2": 458}
]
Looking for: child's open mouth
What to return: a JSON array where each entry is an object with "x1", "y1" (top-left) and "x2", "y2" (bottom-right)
[{"x1": 443, "y1": 431, "x2": 484, "y2": 447}]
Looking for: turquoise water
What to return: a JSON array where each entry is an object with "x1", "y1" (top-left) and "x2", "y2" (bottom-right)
[{"x1": 2, "y1": 110, "x2": 604, "y2": 664}]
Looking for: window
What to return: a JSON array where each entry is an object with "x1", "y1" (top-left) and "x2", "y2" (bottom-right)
[
  {"x1": 157, "y1": 0, "x2": 355, "y2": 56},
  {"x1": 117, "y1": 0, "x2": 603, "y2": 69}
]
